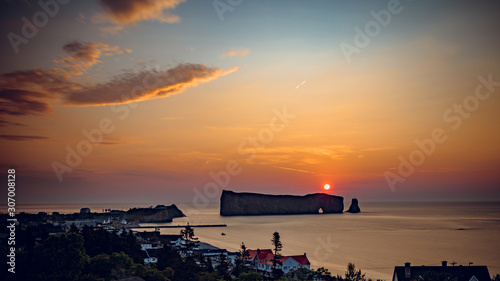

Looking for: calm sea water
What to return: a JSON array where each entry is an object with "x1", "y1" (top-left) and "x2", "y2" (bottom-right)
[{"x1": 11, "y1": 201, "x2": 500, "y2": 280}]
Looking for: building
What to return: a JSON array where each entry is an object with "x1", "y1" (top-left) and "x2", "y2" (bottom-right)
[
  {"x1": 80, "y1": 208, "x2": 90, "y2": 214},
  {"x1": 195, "y1": 242, "x2": 239, "y2": 266},
  {"x1": 141, "y1": 243, "x2": 163, "y2": 250},
  {"x1": 247, "y1": 249, "x2": 310, "y2": 275},
  {"x1": 392, "y1": 261, "x2": 491, "y2": 281}
]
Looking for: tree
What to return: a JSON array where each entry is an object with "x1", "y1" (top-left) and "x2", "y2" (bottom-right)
[
  {"x1": 89, "y1": 251, "x2": 134, "y2": 280},
  {"x1": 81, "y1": 226, "x2": 143, "y2": 263},
  {"x1": 492, "y1": 275, "x2": 500, "y2": 281},
  {"x1": 235, "y1": 272, "x2": 264, "y2": 281},
  {"x1": 345, "y1": 263, "x2": 365, "y2": 281},
  {"x1": 156, "y1": 244, "x2": 183, "y2": 271},
  {"x1": 129, "y1": 263, "x2": 172, "y2": 281},
  {"x1": 180, "y1": 223, "x2": 196, "y2": 241},
  {"x1": 171, "y1": 254, "x2": 202, "y2": 281},
  {"x1": 270, "y1": 231, "x2": 284, "y2": 280},
  {"x1": 179, "y1": 223, "x2": 199, "y2": 256},
  {"x1": 216, "y1": 252, "x2": 232, "y2": 281},
  {"x1": 233, "y1": 242, "x2": 251, "y2": 277},
  {"x1": 32, "y1": 233, "x2": 90, "y2": 281},
  {"x1": 240, "y1": 242, "x2": 250, "y2": 262},
  {"x1": 284, "y1": 267, "x2": 316, "y2": 280},
  {"x1": 315, "y1": 267, "x2": 333, "y2": 281}
]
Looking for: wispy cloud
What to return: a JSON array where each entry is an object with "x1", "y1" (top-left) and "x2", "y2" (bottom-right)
[
  {"x1": 205, "y1": 125, "x2": 252, "y2": 131},
  {"x1": 0, "y1": 69, "x2": 80, "y2": 116},
  {"x1": 0, "y1": 42, "x2": 238, "y2": 122},
  {"x1": 94, "y1": 0, "x2": 186, "y2": 33},
  {"x1": 221, "y1": 49, "x2": 250, "y2": 58},
  {"x1": 0, "y1": 120, "x2": 26, "y2": 127},
  {"x1": 239, "y1": 145, "x2": 397, "y2": 166},
  {"x1": 0, "y1": 135, "x2": 51, "y2": 141},
  {"x1": 162, "y1": 116, "x2": 185, "y2": 121},
  {"x1": 64, "y1": 64, "x2": 238, "y2": 106},
  {"x1": 271, "y1": 165, "x2": 317, "y2": 174},
  {"x1": 54, "y1": 41, "x2": 131, "y2": 77}
]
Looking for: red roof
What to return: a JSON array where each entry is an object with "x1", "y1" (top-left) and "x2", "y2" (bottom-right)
[
  {"x1": 289, "y1": 255, "x2": 310, "y2": 265},
  {"x1": 247, "y1": 249, "x2": 273, "y2": 260},
  {"x1": 247, "y1": 249, "x2": 310, "y2": 266},
  {"x1": 260, "y1": 253, "x2": 291, "y2": 265}
]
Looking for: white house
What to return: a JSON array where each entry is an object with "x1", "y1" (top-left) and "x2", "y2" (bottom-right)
[{"x1": 247, "y1": 249, "x2": 310, "y2": 275}]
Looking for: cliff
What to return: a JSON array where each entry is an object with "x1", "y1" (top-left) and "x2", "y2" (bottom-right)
[
  {"x1": 220, "y1": 190, "x2": 344, "y2": 216},
  {"x1": 126, "y1": 204, "x2": 185, "y2": 223}
]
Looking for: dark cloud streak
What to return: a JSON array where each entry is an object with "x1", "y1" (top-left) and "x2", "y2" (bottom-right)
[{"x1": 0, "y1": 134, "x2": 51, "y2": 141}]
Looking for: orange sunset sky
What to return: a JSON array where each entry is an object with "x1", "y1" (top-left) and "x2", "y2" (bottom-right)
[{"x1": 1, "y1": 0, "x2": 499, "y2": 204}]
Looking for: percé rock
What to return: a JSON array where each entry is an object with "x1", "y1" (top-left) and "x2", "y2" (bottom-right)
[
  {"x1": 126, "y1": 204, "x2": 185, "y2": 223},
  {"x1": 346, "y1": 198, "x2": 361, "y2": 213},
  {"x1": 220, "y1": 190, "x2": 344, "y2": 216}
]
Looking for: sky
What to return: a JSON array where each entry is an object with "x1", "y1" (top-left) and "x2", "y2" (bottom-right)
[{"x1": 1, "y1": 0, "x2": 499, "y2": 205}]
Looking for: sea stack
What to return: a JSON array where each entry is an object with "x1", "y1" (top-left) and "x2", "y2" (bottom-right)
[{"x1": 346, "y1": 198, "x2": 361, "y2": 213}]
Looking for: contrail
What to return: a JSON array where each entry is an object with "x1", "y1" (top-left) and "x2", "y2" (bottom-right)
[{"x1": 295, "y1": 80, "x2": 306, "y2": 89}]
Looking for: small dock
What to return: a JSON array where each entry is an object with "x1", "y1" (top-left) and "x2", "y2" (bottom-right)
[{"x1": 126, "y1": 224, "x2": 227, "y2": 229}]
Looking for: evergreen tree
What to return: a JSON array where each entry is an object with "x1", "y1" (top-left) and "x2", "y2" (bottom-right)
[
  {"x1": 179, "y1": 223, "x2": 199, "y2": 256},
  {"x1": 216, "y1": 252, "x2": 232, "y2": 281},
  {"x1": 270, "y1": 231, "x2": 284, "y2": 280},
  {"x1": 233, "y1": 242, "x2": 251, "y2": 277}
]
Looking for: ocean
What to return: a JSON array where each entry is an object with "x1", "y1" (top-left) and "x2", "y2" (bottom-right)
[{"x1": 11, "y1": 201, "x2": 500, "y2": 280}]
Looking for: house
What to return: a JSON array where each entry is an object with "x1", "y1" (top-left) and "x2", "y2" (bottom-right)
[
  {"x1": 247, "y1": 249, "x2": 310, "y2": 275},
  {"x1": 195, "y1": 242, "x2": 239, "y2": 266},
  {"x1": 141, "y1": 243, "x2": 163, "y2": 250},
  {"x1": 162, "y1": 234, "x2": 183, "y2": 247},
  {"x1": 248, "y1": 249, "x2": 274, "y2": 272},
  {"x1": 392, "y1": 261, "x2": 491, "y2": 281},
  {"x1": 282, "y1": 255, "x2": 311, "y2": 273}
]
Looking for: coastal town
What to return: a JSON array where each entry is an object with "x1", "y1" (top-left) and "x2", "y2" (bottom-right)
[{"x1": 1, "y1": 205, "x2": 497, "y2": 281}]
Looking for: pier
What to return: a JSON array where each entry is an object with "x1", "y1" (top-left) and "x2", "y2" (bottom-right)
[{"x1": 126, "y1": 224, "x2": 227, "y2": 229}]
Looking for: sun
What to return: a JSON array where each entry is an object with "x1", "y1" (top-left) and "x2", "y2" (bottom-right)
[{"x1": 323, "y1": 184, "x2": 331, "y2": 190}]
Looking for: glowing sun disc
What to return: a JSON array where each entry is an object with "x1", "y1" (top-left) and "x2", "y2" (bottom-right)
[{"x1": 323, "y1": 184, "x2": 331, "y2": 190}]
